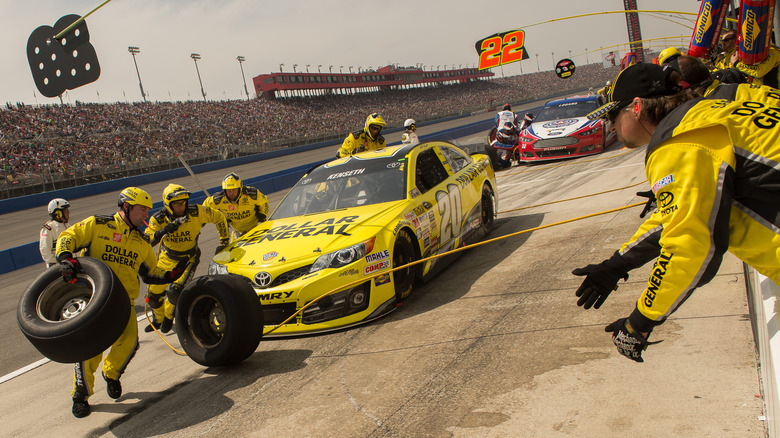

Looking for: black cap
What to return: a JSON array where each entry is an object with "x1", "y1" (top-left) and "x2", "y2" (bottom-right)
[{"x1": 587, "y1": 63, "x2": 681, "y2": 120}]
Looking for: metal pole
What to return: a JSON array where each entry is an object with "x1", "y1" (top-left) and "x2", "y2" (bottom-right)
[
  {"x1": 128, "y1": 46, "x2": 147, "y2": 102},
  {"x1": 191, "y1": 53, "x2": 206, "y2": 101},
  {"x1": 237, "y1": 55, "x2": 250, "y2": 100}
]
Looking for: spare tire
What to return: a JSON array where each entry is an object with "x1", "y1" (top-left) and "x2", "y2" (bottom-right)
[
  {"x1": 17, "y1": 257, "x2": 130, "y2": 363},
  {"x1": 175, "y1": 274, "x2": 263, "y2": 367}
]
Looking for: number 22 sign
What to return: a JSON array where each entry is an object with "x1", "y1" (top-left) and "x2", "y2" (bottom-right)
[{"x1": 475, "y1": 29, "x2": 530, "y2": 70}]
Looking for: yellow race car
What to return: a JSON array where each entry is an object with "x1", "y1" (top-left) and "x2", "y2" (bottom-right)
[{"x1": 177, "y1": 141, "x2": 497, "y2": 366}]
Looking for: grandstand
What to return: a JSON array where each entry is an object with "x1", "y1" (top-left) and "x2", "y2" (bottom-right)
[{"x1": 1, "y1": 63, "x2": 618, "y2": 199}]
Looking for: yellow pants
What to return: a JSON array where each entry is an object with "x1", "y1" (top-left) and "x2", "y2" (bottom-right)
[{"x1": 71, "y1": 305, "x2": 137, "y2": 399}]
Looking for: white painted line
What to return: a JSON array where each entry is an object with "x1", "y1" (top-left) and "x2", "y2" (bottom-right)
[{"x1": 0, "y1": 313, "x2": 151, "y2": 384}]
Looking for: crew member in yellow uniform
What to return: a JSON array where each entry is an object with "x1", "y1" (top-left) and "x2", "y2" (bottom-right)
[
  {"x1": 56, "y1": 187, "x2": 187, "y2": 418},
  {"x1": 203, "y1": 172, "x2": 268, "y2": 240},
  {"x1": 144, "y1": 184, "x2": 229, "y2": 333},
  {"x1": 575, "y1": 63, "x2": 780, "y2": 362},
  {"x1": 337, "y1": 113, "x2": 387, "y2": 157}
]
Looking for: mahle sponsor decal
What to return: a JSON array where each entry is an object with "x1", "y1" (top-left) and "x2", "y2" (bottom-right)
[{"x1": 365, "y1": 250, "x2": 390, "y2": 263}]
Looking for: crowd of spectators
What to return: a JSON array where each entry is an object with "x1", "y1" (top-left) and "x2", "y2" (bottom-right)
[{"x1": 1, "y1": 63, "x2": 617, "y2": 191}]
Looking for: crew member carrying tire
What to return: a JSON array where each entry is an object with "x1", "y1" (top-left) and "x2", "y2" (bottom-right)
[
  {"x1": 338, "y1": 113, "x2": 387, "y2": 157},
  {"x1": 144, "y1": 184, "x2": 230, "y2": 334},
  {"x1": 203, "y1": 172, "x2": 269, "y2": 241},
  {"x1": 56, "y1": 187, "x2": 188, "y2": 418}
]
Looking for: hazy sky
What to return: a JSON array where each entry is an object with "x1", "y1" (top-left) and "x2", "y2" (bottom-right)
[{"x1": 1, "y1": 0, "x2": 701, "y2": 105}]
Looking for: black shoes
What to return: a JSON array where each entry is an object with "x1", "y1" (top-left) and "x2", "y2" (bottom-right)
[
  {"x1": 72, "y1": 398, "x2": 90, "y2": 418},
  {"x1": 144, "y1": 320, "x2": 161, "y2": 333},
  {"x1": 103, "y1": 374, "x2": 122, "y2": 399},
  {"x1": 160, "y1": 317, "x2": 174, "y2": 333}
]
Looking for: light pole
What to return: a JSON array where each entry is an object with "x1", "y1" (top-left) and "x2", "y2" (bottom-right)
[
  {"x1": 551, "y1": 52, "x2": 555, "y2": 70},
  {"x1": 318, "y1": 64, "x2": 323, "y2": 73},
  {"x1": 237, "y1": 56, "x2": 250, "y2": 100},
  {"x1": 293, "y1": 64, "x2": 298, "y2": 73},
  {"x1": 349, "y1": 66, "x2": 353, "y2": 73},
  {"x1": 306, "y1": 64, "x2": 310, "y2": 73},
  {"x1": 535, "y1": 54, "x2": 539, "y2": 72},
  {"x1": 279, "y1": 63, "x2": 284, "y2": 73},
  {"x1": 585, "y1": 48, "x2": 588, "y2": 64},
  {"x1": 190, "y1": 53, "x2": 206, "y2": 102},
  {"x1": 339, "y1": 65, "x2": 344, "y2": 73},
  {"x1": 127, "y1": 46, "x2": 146, "y2": 102}
]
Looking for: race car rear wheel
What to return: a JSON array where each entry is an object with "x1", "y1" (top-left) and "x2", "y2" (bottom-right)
[
  {"x1": 17, "y1": 257, "x2": 130, "y2": 363},
  {"x1": 175, "y1": 274, "x2": 263, "y2": 367},
  {"x1": 481, "y1": 185, "x2": 495, "y2": 234},
  {"x1": 393, "y1": 230, "x2": 418, "y2": 302}
]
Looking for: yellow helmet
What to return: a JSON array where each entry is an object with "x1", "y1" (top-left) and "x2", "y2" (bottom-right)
[
  {"x1": 118, "y1": 187, "x2": 153, "y2": 209},
  {"x1": 364, "y1": 113, "x2": 387, "y2": 140},
  {"x1": 222, "y1": 172, "x2": 242, "y2": 190},
  {"x1": 162, "y1": 183, "x2": 191, "y2": 214},
  {"x1": 658, "y1": 47, "x2": 682, "y2": 65}
]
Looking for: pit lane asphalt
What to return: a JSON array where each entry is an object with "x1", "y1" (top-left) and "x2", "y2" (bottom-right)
[{"x1": 0, "y1": 104, "x2": 764, "y2": 437}]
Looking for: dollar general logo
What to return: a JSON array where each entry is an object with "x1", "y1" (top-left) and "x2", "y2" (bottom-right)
[
  {"x1": 742, "y1": 9, "x2": 759, "y2": 51},
  {"x1": 694, "y1": 2, "x2": 713, "y2": 44}
]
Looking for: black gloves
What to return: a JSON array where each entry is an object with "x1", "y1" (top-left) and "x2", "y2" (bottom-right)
[
  {"x1": 146, "y1": 293, "x2": 165, "y2": 309},
  {"x1": 151, "y1": 217, "x2": 187, "y2": 246},
  {"x1": 164, "y1": 217, "x2": 188, "y2": 234},
  {"x1": 572, "y1": 251, "x2": 632, "y2": 309},
  {"x1": 636, "y1": 190, "x2": 656, "y2": 219},
  {"x1": 164, "y1": 258, "x2": 189, "y2": 282},
  {"x1": 215, "y1": 238, "x2": 230, "y2": 255},
  {"x1": 59, "y1": 255, "x2": 81, "y2": 284},
  {"x1": 605, "y1": 317, "x2": 653, "y2": 363}
]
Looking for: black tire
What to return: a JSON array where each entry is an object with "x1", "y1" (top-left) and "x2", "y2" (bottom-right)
[
  {"x1": 17, "y1": 257, "x2": 130, "y2": 363},
  {"x1": 462, "y1": 142, "x2": 500, "y2": 171},
  {"x1": 487, "y1": 127, "x2": 497, "y2": 145},
  {"x1": 175, "y1": 275, "x2": 263, "y2": 367},
  {"x1": 393, "y1": 230, "x2": 418, "y2": 302},
  {"x1": 481, "y1": 185, "x2": 495, "y2": 235}
]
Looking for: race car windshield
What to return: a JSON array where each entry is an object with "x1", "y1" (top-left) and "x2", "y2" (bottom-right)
[
  {"x1": 271, "y1": 157, "x2": 407, "y2": 219},
  {"x1": 534, "y1": 99, "x2": 599, "y2": 122}
]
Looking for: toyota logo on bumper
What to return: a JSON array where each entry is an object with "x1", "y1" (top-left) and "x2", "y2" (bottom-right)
[{"x1": 254, "y1": 272, "x2": 273, "y2": 288}]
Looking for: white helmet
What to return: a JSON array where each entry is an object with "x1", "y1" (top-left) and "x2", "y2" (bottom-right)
[
  {"x1": 47, "y1": 198, "x2": 70, "y2": 219},
  {"x1": 404, "y1": 118, "x2": 416, "y2": 130}
]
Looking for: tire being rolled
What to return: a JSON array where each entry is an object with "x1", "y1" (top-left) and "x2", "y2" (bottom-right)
[
  {"x1": 175, "y1": 274, "x2": 263, "y2": 367},
  {"x1": 17, "y1": 257, "x2": 130, "y2": 363}
]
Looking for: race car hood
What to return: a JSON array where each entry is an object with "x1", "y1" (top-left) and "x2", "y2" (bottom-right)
[
  {"x1": 525, "y1": 117, "x2": 598, "y2": 139},
  {"x1": 214, "y1": 202, "x2": 402, "y2": 268}
]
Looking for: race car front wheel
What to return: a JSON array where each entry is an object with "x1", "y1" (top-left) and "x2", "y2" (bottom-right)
[
  {"x1": 393, "y1": 230, "x2": 419, "y2": 302},
  {"x1": 175, "y1": 274, "x2": 263, "y2": 367},
  {"x1": 17, "y1": 257, "x2": 130, "y2": 363},
  {"x1": 481, "y1": 185, "x2": 495, "y2": 235}
]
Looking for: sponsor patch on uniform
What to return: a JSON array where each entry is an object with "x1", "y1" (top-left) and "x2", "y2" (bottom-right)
[
  {"x1": 112, "y1": 233, "x2": 122, "y2": 242},
  {"x1": 652, "y1": 174, "x2": 674, "y2": 193}
]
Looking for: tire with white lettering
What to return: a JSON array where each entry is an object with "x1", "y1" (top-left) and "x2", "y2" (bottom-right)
[
  {"x1": 481, "y1": 185, "x2": 495, "y2": 235},
  {"x1": 393, "y1": 230, "x2": 419, "y2": 302},
  {"x1": 175, "y1": 274, "x2": 263, "y2": 367},
  {"x1": 17, "y1": 257, "x2": 130, "y2": 363}
]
